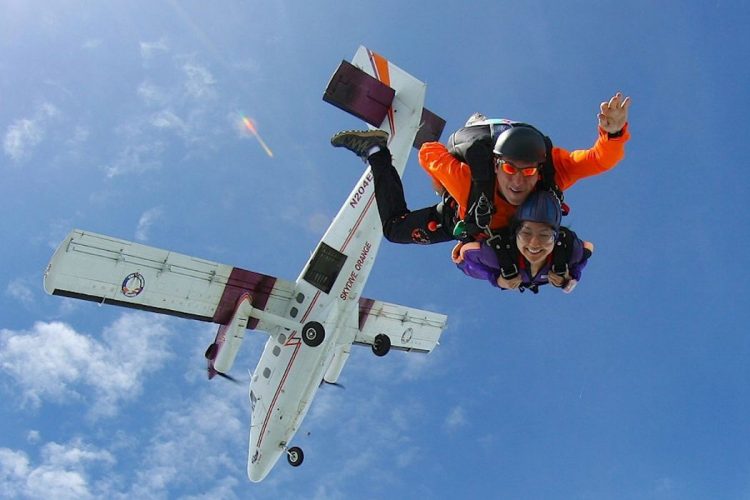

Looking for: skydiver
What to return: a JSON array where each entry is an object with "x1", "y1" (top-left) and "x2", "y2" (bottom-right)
[
  {"x1": 331, "y1": 92, "x2": 630, "y2": 275},
  {"x1": 453, "y1": 189, "x2": 593, "y2": 293}
]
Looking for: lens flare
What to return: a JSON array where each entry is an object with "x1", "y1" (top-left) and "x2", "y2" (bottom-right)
[{"x1": 242, "y1": 116, "x2": 273, "y2": 158}]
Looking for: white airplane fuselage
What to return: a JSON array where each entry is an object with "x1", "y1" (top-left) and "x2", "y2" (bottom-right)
[{"x1": 245, "y1": 47, "x2": 430, "y2": 481}]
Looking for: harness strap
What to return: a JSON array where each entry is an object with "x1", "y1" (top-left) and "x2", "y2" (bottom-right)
[
  {"x1": 485, "y1": 228, "x2": 519, "y2": 279},
  {"x1": 550, "y1": 227, "x2": 579, "y2": 291},
  {"x1": 537, "y1": 133, "x2": 568, "y2": 216}
]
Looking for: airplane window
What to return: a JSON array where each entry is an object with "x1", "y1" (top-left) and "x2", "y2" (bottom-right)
[
  {"x1": 272, "y1": 345, "x2": 280, "y2": 356},
  {"x1": 296, "y1": 293, "x2": 304, "y2": 303},
  {"x1": 263, "y1": 367, "x2": 271, "y2": 378},
  {"x1": 290, "y1": 307, "x2": 298, "y2": 318},
  {"x1": 278, "y1": 333, "x2": 286, "y2": 344}
]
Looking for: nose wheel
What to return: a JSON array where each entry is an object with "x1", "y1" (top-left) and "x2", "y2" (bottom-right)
[{"x1": 286, "y1": 446, "x2": 304, "y2": 467}]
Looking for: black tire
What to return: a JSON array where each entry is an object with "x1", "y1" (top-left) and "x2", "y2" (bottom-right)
[
  {"x1": 204, "y1": 343, "x2": 218, "y2": 360},
  {"x1": 301, "y1": 321, "x2": 325, "y2": 347},
  {"x1": 372, "y1": 334, "x2": 391, "y2": 357},
  {"x1": 287, "y1": 446, "x2": 304, "y2": 467}
]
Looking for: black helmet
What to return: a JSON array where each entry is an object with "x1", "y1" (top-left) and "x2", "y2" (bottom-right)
[
  {"x1": 515, "y1": 190, "x2": 561, "y2": 232},
  {"x1": 493, "y1": 126, "x2": 546, "y2": 164}
]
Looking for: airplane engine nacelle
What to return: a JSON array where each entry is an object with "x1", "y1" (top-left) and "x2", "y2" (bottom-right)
[
  {"x1": 207, "y1": 293, "x2": 253, "y2": 379},
  {"x1": 323, "y1": 344, "x2": 351, "y2": 384}
]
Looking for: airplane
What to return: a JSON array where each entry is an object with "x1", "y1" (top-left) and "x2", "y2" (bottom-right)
[{"x1": 43, "y1": 46, "x2": 448, "y2": 483}]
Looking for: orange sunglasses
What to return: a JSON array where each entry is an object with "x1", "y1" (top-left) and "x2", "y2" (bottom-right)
[{"x1": 496, "y1": 158, "x2": 539, "y2": 177}]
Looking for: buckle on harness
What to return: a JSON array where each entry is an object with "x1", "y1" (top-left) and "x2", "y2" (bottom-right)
[
  {"x1": 500, "y1": 264, "x2": 519, "y2": 279},
  {"x1": 551, "y1": 263, "x2": 569, "y2": 276},
  {"x1": 472, "y1": 193, "x2": 493, "y2": 229}
]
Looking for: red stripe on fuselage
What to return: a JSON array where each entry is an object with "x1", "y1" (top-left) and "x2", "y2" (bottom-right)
[
  {"x1": 341, "y1": 190, "x2": 376, "y2": 252},
  {"x1": 255, "y1": 189, "x2": 377, "y2": 448}
]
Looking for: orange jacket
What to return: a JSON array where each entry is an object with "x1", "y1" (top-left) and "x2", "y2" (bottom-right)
[{"x1": 418, "y1": 124, "x2": 631, "y2": 230}]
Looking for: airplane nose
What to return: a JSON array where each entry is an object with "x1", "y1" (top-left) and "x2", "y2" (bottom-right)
[
  {"x1": 247, "y1": 449, "x2": 270, "y2": 482},
  {"x1": 247, "y1": 462, "x2": 269, "y2": 483}
]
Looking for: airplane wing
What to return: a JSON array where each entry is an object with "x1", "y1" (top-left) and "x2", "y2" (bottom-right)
[
  {"x1": 43, "y1": 229, "x2": 295, "y2": 331},
  {"x1": 355, "y1": 298, "x2": 447, "y2": 353}
]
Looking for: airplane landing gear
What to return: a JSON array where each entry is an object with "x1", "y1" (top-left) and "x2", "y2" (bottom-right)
[
  {"x1": 372, "y1": 334, "x2": 391, "y2": 357},
  {"x1": 301, "y1": 321, "x2": 325, "y2": 347},
  {"x1": 287, "y1": 446, "x2": 304, "y2": 467}
]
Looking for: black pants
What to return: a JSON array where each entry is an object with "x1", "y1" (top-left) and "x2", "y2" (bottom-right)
[{"x1": 368, "y1": 149, "x2": 455, "y2": 245}]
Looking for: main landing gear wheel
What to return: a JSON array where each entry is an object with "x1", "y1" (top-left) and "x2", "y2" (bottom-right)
[
  {"x1": 287, "y1": 446, "x2": 304, "y2": 467},
  {"x1": 301, "y1": 321, "x2": 325, "y2": 347},
  {"x1": 372, "y1": 334, "x2": 391, "y2": 357}
]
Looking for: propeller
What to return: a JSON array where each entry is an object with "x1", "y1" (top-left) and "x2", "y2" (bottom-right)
[
  {"x1": 215, "y1": 371, "x2": 240, "y2": 384},
  {"x1": 320, "y1": 380, "x2": 345, "y2": 390}
]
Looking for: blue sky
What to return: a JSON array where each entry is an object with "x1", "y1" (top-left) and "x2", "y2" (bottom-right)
[{"x1": 2, "y1": 0, "x2": 749, "y2": 498}]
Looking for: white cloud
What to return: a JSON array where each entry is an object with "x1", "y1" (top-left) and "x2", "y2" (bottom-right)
[
  {"x1": 3, "y1": 103, "x2": 59, "y2": 162},
  {"x1": 0, "y1": 313, "x2": 174, "y2": 417},
  {"x1": 41, "y1": 440, "x2": 115, "y2": 469},
  {"x1": 183, "y1": 63, "x2": 216, "y2": 100},
  {"x1": 82, "y1": 39, "x2": 101, "y2": 50},
  {"x1": 137, "y1": 81, "x2": 168, "y2": 106},
  {"x1": 150, "y1": 110, "x2": 186, "y2": 132},
  {"x1": 104, "y1": 141, "x2": 165, "y2": 177},
  {"x1": 6, "y1": 278, "x2": 34, "y2": 305},
  {"x1": 129, "y1": 390, "x2": 245, "y2": 497},
  {"x1": 67, "y1": 126, "x2": 89, "y2": 145},
  {"x1": 444, "y1": 405, "x2": 467, "y2": 431},
  {"x1": 135, "y1": 207, "x2": 164, "y2": 242},
  {"x1": 140, "y1": 38, "x2": 169, "y2": 60},
  {"x1": 0, "y1": 440, "x2": 114, "y2": 500},
  {"x1": 0, "y1": 448, "x2": 30, "y2": 498},
  {"x1": 4, "y1": 120, "x2": 42, "y2": 161}
]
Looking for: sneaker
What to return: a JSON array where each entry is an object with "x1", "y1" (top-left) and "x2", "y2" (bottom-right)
[{"x1": 331, "y1": 129, "x2": 388, "y2": 159}]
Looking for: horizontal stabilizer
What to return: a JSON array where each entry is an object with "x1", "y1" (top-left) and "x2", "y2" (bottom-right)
[
  {"x1": 413, "y1": 108, "x2": 446, "y2": 149},
  {"x1": 355, "y1": 298, "x2": 447, "y2": 353},
  {"x1": 323, "y1": 60, "x2": 395, "y2": 127}
]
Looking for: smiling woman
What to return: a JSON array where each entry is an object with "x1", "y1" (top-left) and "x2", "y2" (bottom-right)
[{"x1": 453, "y1": 190, "x2": 593, "y2": 294}]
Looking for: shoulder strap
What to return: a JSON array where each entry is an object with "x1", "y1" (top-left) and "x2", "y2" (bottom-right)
[
  {"x1": 539, "y1": 134, "x2": 569, "y2": 216},
  {"x1": 551, "y1": 227, "x2": 575, "y2": 276},
  {"x1": 486, "y1": 227, "x2": 519, "y2": 279}
]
